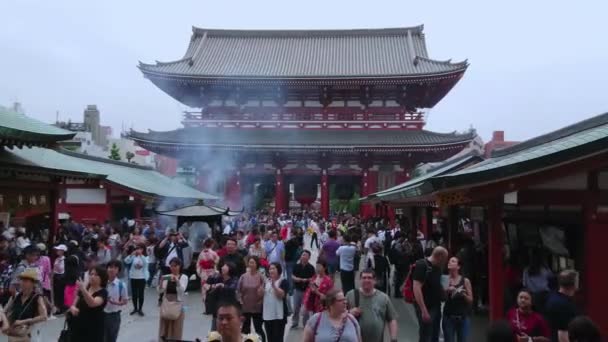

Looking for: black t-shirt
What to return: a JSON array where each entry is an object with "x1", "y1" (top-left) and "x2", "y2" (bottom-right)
[
  {"x1": 412, "y1": 259, "x2": 443, "y2": 309},
  {"x1": 72, "y1": 288, "x2": 108, "y2": 342},
  {"x1": 219, "y1": 253, "x2": 247, "y2": 277},
  {"x1": 284, "y1": 237, "x2": 302, "y2": 262},
  {"x1": 292, "y1": 262, "x2": 316, "y2": 291},
  {"x1": 545, "y1": 291, "x2": 578, "y2": 342}
]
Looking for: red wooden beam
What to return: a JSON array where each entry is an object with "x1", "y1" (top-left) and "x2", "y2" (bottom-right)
[
  {"x1": 516, "y1": 190, "x2": 608, "y2": 206},
  {"x1": 487, "y1": 201, "x2": 505, "y2": 321}
]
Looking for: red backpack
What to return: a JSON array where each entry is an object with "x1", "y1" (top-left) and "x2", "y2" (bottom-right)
[{"x1": 402, "y1": 260, "x2": 432, "y2": 303}]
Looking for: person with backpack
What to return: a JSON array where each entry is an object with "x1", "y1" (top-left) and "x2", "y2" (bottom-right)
[
  {"x1": 104, "y1": 260, "x2": 128, "y2": 342},
  {"x1": 303, "y1": 289, "x2": 362, "y2": 342},
  {"x1": 412, "y1": 246, "x2": 448, "y2": 342},
  {"x1": 346, "y1": 269, "x2": 398, "y2": 342}
]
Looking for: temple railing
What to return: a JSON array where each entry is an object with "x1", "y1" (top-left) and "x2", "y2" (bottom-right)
[{"x1": 183, "y1": 107, "x2": 426, "y2": 123}]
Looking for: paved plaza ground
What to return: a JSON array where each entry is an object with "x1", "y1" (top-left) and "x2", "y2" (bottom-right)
[{"x1": 33, "y1": 236, "x2": 488, "y2": 341}]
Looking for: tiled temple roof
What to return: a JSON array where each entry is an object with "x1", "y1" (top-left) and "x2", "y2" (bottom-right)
[{"x1": 139, "y1": 26, "x2": 467, "y2": 79}]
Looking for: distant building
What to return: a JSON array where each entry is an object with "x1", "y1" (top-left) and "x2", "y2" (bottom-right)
[
  {"x1": 109, "y1": 136, "x2": 155, "y2": 166},
  {"x1": 484, "y1": 131, "x2": 519, "y2": 157},
  {"x1": 56, "y1": 104, "x2": 112, "y2": 149}
]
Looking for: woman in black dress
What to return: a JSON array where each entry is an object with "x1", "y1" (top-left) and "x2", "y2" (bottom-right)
[{"x1": 68, "y1": 265, "x2": 108, "y2": 342}]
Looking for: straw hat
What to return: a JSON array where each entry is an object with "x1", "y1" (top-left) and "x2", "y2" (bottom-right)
[
  {"x1": 207, "y1": 331, "x2": 222, "y2": 342},
  {"x1": 18, "y1": 268, "x2": 39, "y2": 282}
]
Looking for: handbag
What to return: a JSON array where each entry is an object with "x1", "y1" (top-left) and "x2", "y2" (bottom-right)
[
  {"x1": 204, "y1": 288, "x2": 217, "y2": 315},
  {"x1": 58, "y1": 319, "x2": 70, "y2": 342},
  {"x1": 160, "y1": 297, "x2": 183, "y2": 320}
]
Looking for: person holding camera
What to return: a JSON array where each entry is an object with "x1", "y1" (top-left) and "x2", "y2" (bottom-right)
[{"x1": 442, "y1": 256, "x2": 473, "y2": 342}]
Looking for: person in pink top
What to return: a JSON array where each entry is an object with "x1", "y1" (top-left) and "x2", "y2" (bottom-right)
[
  {"x1": 197, "y1": 239, "x2": 219, "y2": 303},
  {"x1": 36, "y1": 243, "x2": 54, "y2": 314}
]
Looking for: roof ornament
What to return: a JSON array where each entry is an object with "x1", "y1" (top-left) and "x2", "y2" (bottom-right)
[
  {"x1": 406, "y1": 30, "x2": 418, "y2": 65},
  {"x1": 189, "y1": 31, "x2": 208, "y2": 67}
]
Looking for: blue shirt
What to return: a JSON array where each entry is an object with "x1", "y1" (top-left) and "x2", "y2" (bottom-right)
[
  {"x1": 336, "y1": 244, "x2": 358, "y2": 271},
  {"x1": 124, "y1": 255, "x2": 149, "y2": 280},
  {"x1": 104, "y1": 278, "x2": 128, "y2": 313},
  {"x1": 265, "y1": 240, "x2": 285, "y2": 264}
]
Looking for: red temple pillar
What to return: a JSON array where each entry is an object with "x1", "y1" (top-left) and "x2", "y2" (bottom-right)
[
  {"x1": 224, "y1": 170, "x2": 242, "y2": 209},
  {"x1": 275, "y1": 169, "x2": 286, "y2": 215},
  {"x1": 320, "y1": 169, "x2": 329, "y2": 219},
  {"x1": 49, "y1": 186, "x2": 59, "y2": 245},
  {"x1": 134, "y1": 201, "x2": 142, "y2": 220},
  {"x1": 196, "y1": 169, "x2": 211, "y2": 193},
  {"x1": 584, "y1": 171, "x2": 608, "y2": 334},
  {"x1": 487, "y1": 202, "x2": 505, "y2": 321},
  {"x1": 105, "y1": 185, "x2": 112, "y2": 221},
  {"x1": 360, "y1": 169, "x2": 377, "y2": 218}
]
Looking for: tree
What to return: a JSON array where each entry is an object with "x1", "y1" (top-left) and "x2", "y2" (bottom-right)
[
  {"x1": 125, "y1": 151, "x2": 135, "y2": 163},
  {"x1": 108, "y1": 143, "x2": 121, "y2": 160}
]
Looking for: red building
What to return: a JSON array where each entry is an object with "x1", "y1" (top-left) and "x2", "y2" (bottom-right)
[
  {"x1": 366, "y1": 112, "x2": 608, "y2": 334},
  {"x1": 0, "y1": 106, "x2": 214, "y2": 235},
  {"x1": 484, "y1": 130, "x2": 519, "y2": 158},
  {"x1": 132, "y1": 26, "x2": 476, "y2": 217}
]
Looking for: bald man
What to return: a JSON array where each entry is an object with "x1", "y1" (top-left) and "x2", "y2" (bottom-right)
[{"x1": 413, "y1": 246, "x2": 448, "y2": 342}]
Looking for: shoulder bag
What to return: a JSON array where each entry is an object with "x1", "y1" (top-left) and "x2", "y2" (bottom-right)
[
  {"x1": 160, "y1": 296, "x2": 183, "y2": 320},
  {"x1": 6, "y1": 294, "x2": 39, "y2": 340}
]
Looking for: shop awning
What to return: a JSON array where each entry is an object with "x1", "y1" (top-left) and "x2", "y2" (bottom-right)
[{"x1": 361, "y1": 152, "x2": 482, "y2": 203}]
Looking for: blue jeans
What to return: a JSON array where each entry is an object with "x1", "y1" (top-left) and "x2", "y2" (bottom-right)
[
  {"x1": 285, "y1": 261, "x2": 296, "y2": 295},
  {"x1": 291, "y1": 289, "x2": 308, "y2": 327},
  {"x1": 415, "y1": 305, "x2": 441, "y2": 342},
  {"x1": 442, "y1": 315, "x2": 470, "y2": 342}
]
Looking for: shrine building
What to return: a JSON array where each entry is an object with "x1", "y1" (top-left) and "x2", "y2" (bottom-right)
[{"x1": 132, "y1": 26, "x2": 476, "y2": 217}]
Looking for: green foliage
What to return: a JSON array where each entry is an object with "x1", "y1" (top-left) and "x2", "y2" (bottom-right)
[
  {"x1": 108, "y1": 143, "x2": 121, "y2": 160},
  {"x1": 125, "y1": 151, "x2": 135, "y2": 162}
]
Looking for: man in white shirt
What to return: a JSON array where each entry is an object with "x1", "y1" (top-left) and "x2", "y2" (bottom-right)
[
  {"x1": 104, "y1": 260, "x2": 128, "y2": 342},
  {"x1": 223, "y1": 222, "x2": 233, "y2": 236}
]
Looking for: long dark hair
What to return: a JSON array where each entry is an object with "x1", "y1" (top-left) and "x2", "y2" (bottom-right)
[{"x1": 89, "y1": 265, "x2": 109, "y2": 288}]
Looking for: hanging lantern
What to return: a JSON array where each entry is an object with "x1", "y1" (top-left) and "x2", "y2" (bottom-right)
[
  {"x1": 335, "y1": 183, "x2": 354, "y2": 201},
  {"x1": 294, "y1": 182, "x2": 317, "y2": 205}
]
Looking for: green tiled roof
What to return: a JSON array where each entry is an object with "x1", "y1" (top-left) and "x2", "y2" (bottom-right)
[
  {"x1": 361, "y1": 153, "x2": 482, "y2": 202},
  {"x1": 0, "y1": 106, "x2": 75, "y2": 145},
  {"x1": 4, "y1": 147, "x2": 217, "y2": 200},
  {"x1": 432, "y1": 112, "x2": 608, "y2": 190}
]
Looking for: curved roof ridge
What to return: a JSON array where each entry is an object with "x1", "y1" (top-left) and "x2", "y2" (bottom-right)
[
  {"x1": 492, "y1": 112, "x2": 608, "y2": 158},
  {"x1": 57, "y1": 148, "x2": 155, "y2": 171},
  {"x1": 192, "y1": 25, "x2": 425, "y2": 38},
  {"x1": 138, "y1": 58, "x2": 192, "y2": 69},
  {"x1": 415, "y1": 56, "x2": 469, "y2": 68},
  {"x1": 154, "y1": 58, "x2": 192, "y2": 66},
  {"x1": 421, "y1": 129, "x2": 475, "y2": 138}
]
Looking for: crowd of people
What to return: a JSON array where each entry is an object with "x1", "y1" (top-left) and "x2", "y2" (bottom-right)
[{"x1": 0, "y1": 210, "x2": 602, "y2": 342}]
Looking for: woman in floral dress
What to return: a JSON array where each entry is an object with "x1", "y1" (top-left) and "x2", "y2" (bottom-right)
[{"x1": 196, "y1": 239, "x2": 219, "y2": 303}]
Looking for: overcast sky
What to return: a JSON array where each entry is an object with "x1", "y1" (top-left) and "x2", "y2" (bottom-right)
[{"x1": 1, "y1": 0, "x2": 607, "y2": 142}]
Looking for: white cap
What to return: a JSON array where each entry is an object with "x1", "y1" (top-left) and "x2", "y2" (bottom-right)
[{"x1": 53, "y1": 244, "x2": 68, "y2": 251}]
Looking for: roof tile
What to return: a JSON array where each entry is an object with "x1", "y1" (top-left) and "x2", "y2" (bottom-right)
[{"x1": 139, "y1": 27, "x2": 467, "y2": 78}]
